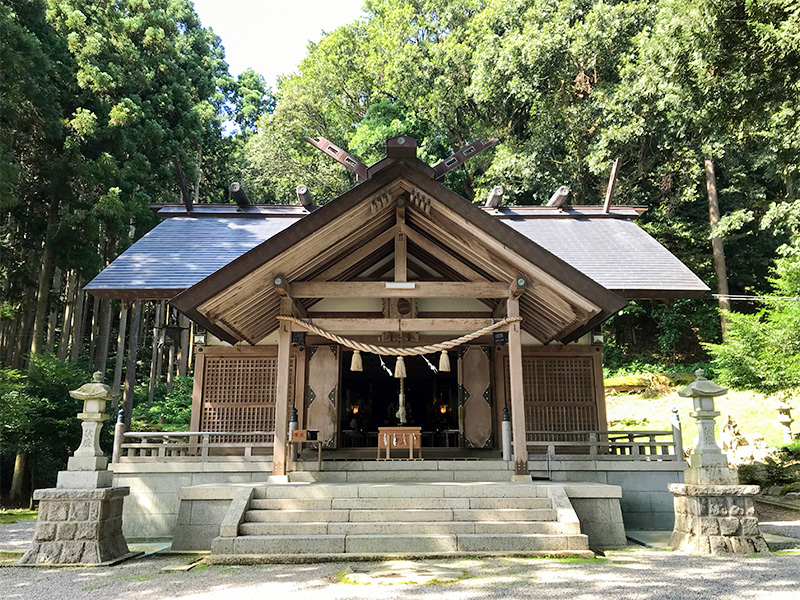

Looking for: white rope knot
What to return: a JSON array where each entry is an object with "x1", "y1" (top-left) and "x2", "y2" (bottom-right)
[{"x1": 275, "y1": 315, "x2": 523, "y2": 356}]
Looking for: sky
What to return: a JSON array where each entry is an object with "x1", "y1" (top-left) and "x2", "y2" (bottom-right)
[{"x1": 191, "y1": 0, "x2": 366, "y2": 87}]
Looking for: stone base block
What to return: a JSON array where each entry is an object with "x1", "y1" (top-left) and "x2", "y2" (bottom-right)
[
  {"x1": 19, "y1": 487, "x2": 130, "y2": 565},
  {"x1": 668, "y1": 483, "x2": 768, "y2": 555},
  {"x1": 56, "y1": 470, "x2": 113, "y2": 489}
]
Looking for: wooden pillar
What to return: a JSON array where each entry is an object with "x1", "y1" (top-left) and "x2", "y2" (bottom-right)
[
  {"x1": 112, "y1": 304, "x2": 128, "y2": 396},
  {"x1": 507, "y1": 297, "x2": 529, "y2": 478},
  {"x1": 272, "y1": 298, "x2": 293, "y2": 477},
  {"x1": 122, "y1": 300, "x2": 142, "y2": 429}
]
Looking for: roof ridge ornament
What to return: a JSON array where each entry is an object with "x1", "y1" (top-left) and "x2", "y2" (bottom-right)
[
  {"x1": 305, "y1": 136, "x2": 369, "y2": 181},
  {"x1": 432, "y1": 138, "x2": 498, "y2": 180}
]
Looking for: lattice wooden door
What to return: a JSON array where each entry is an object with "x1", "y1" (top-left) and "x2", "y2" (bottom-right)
[
  {"x1": 458, "y1": 345, "x2": 493, "y2": 449},
  {"x1": 199, "y1": 351, "x2": 294, "y2": 441},
  {"x1": 306, "y1": 345, "x2": 340, "y2": 448},
  {"x1": 520, "y1": 355, "x2": 598, "y2": 439}
]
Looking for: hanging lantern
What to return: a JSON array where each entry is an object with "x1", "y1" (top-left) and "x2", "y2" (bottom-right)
[
  {"x1": 350, "y1": 350, "x2": 363, "y2": 372},
  {"x1": 439, "y1": 350, "x2": 451, "y2": 372},
  {"x1": 394, "y1": 355, "x2": 407, "y2": 378}
]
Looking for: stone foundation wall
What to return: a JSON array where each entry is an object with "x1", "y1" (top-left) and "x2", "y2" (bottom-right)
[
  {"x1": 531, "y1": 459, "x2": 686, "y2": 530},
  {"x1": 111, "y1": 461, "x2": 273, "y2": 540}
]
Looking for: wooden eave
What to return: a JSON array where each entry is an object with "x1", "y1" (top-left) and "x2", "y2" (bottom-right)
[{"x1": 171, "y1": 159, "x2": 626, "y2": 344}]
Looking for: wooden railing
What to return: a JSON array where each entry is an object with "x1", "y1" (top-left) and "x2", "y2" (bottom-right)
[
  {"x1": 116, "y1": 431, "x2": 274, "y2": 462},
  {"x1": 526, "y1": 428, "x2": 684, "y2": 461}
]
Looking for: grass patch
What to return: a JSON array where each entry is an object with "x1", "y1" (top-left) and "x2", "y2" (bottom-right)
[
  {"x1": 606, "y1": 387, "x2": 796, "y2": 448},
  {"x1": 0, "y1": 509, "x2": 37, "y2": 525},
  {"x1": 0, "y1": 550, "x2": 23, "y2": 565}
]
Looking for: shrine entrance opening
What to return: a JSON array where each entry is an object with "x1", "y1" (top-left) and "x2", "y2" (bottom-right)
[{"x1": 339, "y1": 350, "x2": 460, "y2": 448}]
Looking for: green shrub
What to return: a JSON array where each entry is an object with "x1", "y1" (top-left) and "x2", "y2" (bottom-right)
[
  {"x1": 0, "y1": 354, "x2": 91, "y2": 491},
  {"x1": 132, "y1": 376, "x2": 193, "y2": 431}
]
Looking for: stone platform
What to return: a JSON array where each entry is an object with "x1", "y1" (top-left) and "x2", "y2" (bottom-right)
[
  {"x1": 19, "y1": 487, "x2": 132, "y2": 565},
  {"x1": 668, "y1": 483, "x2": 769, "y2": 555}
]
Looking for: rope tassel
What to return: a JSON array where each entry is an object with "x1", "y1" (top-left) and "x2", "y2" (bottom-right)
[
  {"x1": 394, "y1": 355, "x2": 407, "y2": 379},
  {"x1": 439, "y1": 350, "x2": 451, "y2": 372},
  {"x1": 350, "y1": 350, "x2": 363, "y2": 372}
]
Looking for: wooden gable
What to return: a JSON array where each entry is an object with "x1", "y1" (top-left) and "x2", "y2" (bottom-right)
[{"x1": 171, "y1": 158, "x2": 627, "y2": 345}]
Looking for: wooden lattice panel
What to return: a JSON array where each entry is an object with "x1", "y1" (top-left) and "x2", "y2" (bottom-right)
[
  {"x1": 504, "y1": 354, "x2": 599, "y2": 441},
  {"x1": 200, "y1": 355, "x2": 293, "y2": 442}
]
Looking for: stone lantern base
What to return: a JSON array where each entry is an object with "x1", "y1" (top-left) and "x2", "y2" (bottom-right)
[
  {"x1": 19, "y1": 487, "x2": 132, "y2": 565},
  {"x1": 668, "y1": 483, "x2": 769, "y2": 555}
]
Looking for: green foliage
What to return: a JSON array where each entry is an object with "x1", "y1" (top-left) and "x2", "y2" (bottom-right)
[
  {"x1": 0, "y1": 354, "x2": 91, "y2": 488},
  {"x1": 132, "y1": 376, "x2": 193, "y2": 431},
  {"x1": 708, "y1": 238, "x2": 800, "y2": 392}
]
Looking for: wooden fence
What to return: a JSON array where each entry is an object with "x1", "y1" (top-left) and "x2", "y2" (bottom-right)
[
  {"x1": 526, "y1": 427, "x2": 684, "y2": 461},
  {"x1": 117, "y1": 431, "x2": 274, "y2": 462}
]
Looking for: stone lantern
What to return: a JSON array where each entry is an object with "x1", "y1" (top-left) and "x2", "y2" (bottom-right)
[
  {"x1": 20, "y1": 372, "x2": 132, "y2": 566},
  {"x1": 668, "y1": 369, "x2": 768, "y2": 555},
  {"x1": 775, "y1": 398, "x2": 795, "y2": 445},
  {"x1": 679, "y1": 369, "x2": 737, "y2": 485},
  {"x1": 56, "y1": 371, "x2": 118, "y2": 489}
]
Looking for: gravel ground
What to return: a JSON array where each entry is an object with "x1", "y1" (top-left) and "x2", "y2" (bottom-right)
[
  {"x1": 0, "y1": 520, "x2": 33, "y2": 552},
  {"x1": 1, "y1": 549, "x2": 800, "y2": 600}
]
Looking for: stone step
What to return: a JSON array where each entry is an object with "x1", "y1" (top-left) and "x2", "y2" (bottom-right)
[
  {"x1": 330, "y1": 497, "x2": 471, "y2": 510},
  {"x1": 453, "y1": 508, "x2": 557, "y2": 522},
  {"x1": 345, "y1": 534, "x2": 458, "y2": 554},
  {"x1": 248, "y1": 496, "x2": 555, "y2": 511},
  {"x1": 456, "y1": 533, "x2": 590, "y2": 552},
  {"x1": 469, "y1": 497, "x2": 552, "y2": 509},
  {"x1": 213, "y1": 534, "x2": 345, "y2": 555},
  {"x1": 249, "y1": 498, "x2": 334, "y2": 510},
  {"x1": 237, "y1": 521, "x2": 567, "y2": 536},
  {"x1": 239, "y1": 522, "x2": 330, "y2": 536},
  {"x1": 214, "y1": 532, "x2": 587, "y2": 556},
  {"x1": 252, "y1": 482, "x2": 550, "y2": 500},
  {"x1": 349, "y1": 508, "x2": 455, "y2": 522},
  {"x1": 243, "y1": 509, "x2": 349, "y2": 523}
]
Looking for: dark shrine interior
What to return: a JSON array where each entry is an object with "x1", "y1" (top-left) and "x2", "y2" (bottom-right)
[{"x1": 340, "y1": 350, "x2": 459, "y2": 447}]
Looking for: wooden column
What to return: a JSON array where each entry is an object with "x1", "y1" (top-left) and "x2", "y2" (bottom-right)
[
  {"x1": 507, "y1": 297, "x2": 529, "y2": 477},
  {"x1": 122, "y1": 300, "x2": 142, "y2": 429},
  {"x1": 272, "y1": 298, "x2": 293, "y2": 477}
]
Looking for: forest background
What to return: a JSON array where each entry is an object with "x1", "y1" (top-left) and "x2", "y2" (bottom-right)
[{"x1": 2, "y1": 0, "x2": 800, "y2": 503}]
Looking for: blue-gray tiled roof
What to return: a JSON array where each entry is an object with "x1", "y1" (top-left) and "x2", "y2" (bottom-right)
[
  {"x1": 501, "y1": 217, "x2": 708, "y2": 295},
  {"x1": 84, "y1": 216, "x2": 300, "y2": 295},
  {"x1": 86, "y1": 211, "x2": 708, "y2": 298}
]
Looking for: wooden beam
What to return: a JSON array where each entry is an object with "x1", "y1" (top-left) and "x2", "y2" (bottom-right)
[
  {"x1": 395, "y1": 230, "x2": 407, "y2": 283},
  {"x1": 395, "y1": 199, "x2": 407, "y2": 282},
  {"x1": 602, "y1": 158, "x2": 620, "y2": 213},
  {"x1": 507, "y1": 297, "x2": 529, "y2": 477},
  {"x1": 510, "y1": 275, "x2": 528, "y2": 299},
  {"x1": 402, "y1": 224, "x2": 489, "y2": 282},
  {"x1": 272, "y1": 298, "x2": 293, "y2": 477},
  {"x1": 273, "y1": 274, "x2": 291, "y2": 297},
  {"x1": 314, "y1": 227, "x2": 397, "y2": 281},
  {"x1": 290, "y1": 281, "x2": 510, "y2": 298},
  {"x1": 300, "y1": 318, "x2": 497, "y2": 333}
]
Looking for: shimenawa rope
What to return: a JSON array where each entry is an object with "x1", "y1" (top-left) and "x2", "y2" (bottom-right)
[{"x1": 275, "y1": 315, "x2": 522, "y2": 356}]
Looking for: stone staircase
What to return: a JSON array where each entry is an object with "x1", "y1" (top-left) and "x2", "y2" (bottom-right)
[{"x1": 210, "y1": 473, "x2": 592, "y2": 560}]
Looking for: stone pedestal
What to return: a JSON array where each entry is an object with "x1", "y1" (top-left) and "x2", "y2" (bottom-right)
[
  {"x1": 668, "y1": 484, "x2": 768, "y2": 555},
  {"x1": 19, "y1": 487, "x2": 131, "y2": 565}
]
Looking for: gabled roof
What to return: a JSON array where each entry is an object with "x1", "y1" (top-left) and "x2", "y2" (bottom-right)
[
  {"x1": 164, "y1": 156, "x2": 628, "y2": 345},
  {"x1": 86, "y1": 137, "x2": 709, "y2": 345}
]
